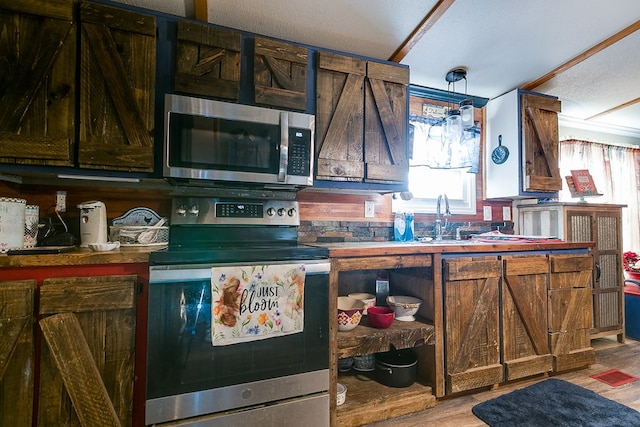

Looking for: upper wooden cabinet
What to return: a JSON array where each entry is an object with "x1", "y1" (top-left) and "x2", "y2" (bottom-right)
[
  {"x1": 315, "y1": 51, "x2": 409, "y2": 187},
  {"x1": 0, "y1": 0, "x2": 156, "y2": 172},
  {"x1": 174, "y1": 20, "x2": 241, "y2": 101},
  {"x1": 254, "y1": 37, "x2": 308, "y2": 110},
  {"x1": 78, "y1": 2, "x2": 156, "y2": 172},
  {"x1": 485, "y1": 89, "x2": 562, "y2": 198},
  {"x1": 0, "y1": 0, "x2": 76, "y2": 166}
]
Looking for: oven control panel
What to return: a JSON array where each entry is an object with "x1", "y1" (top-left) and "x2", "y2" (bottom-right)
[{"x1": 171, "y1": 198, "x2": 299, "y2": 226}]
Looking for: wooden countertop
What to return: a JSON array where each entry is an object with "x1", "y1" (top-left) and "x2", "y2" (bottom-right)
[
  {"x1": 313, "y1": 240, "x2": 594, "y2": 258},
  {"x1": 0, "y1": 240, "x2": 594, "y2": 268},
  {"x1": 0, "y1": 246, "x2": 161, "y2": 268}
]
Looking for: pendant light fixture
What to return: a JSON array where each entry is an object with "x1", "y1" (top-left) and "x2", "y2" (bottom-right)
[{"x1": 445, "y1": 67, "x2": 474, "y2": 132}]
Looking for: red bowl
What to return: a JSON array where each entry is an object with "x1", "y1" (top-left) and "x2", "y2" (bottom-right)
[{"x1": 367, "y1": 306, "x2": 395, "y2": 329}]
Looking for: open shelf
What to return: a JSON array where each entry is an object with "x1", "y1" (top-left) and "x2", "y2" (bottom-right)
[
  {"x1": 336, "y1": 371, "x2": 436, "y2": 427},
  {"x1": 337, "y1": 316, "x2": 435, "y2": 359}
]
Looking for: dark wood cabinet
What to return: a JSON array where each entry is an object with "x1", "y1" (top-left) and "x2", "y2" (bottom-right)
[
  {"x1": 78, "y1": 2, "x2": 156, "y2": 172},
  {"x1": 485, "y1": 89, "x2": 562, "y2": 198},
  {"x1": 174, "y1": 19, "x2": 241, "y2": 101},
  {"x1": 501, "y1": 255, "x2": 553, "y2": 380},
  {"x1": 37, "y1": 274, "x2": 137, "y2": 426},
  {"x1": 443, "y1": 252, "x2": 591, "y2": 394},
  {"x1": 547, "y1": 254, "x2": 595, "y2": 371},
  {"x1": 0, "y1": 0, "x2": 76, "y2": 166},
  {"x1": 0, "y1": 280, "x2": 36, "y2": 427},
  {"x1": 316, "y1": 51, "x2": 409, "y2": 186},
  {"x1": 254, "y1": 37, "x2": 308, "y2": 110},
  {"x1": 443, "y1": 256, "x2": 503, "y2": 394},
  {"x1": 0, "y1": 261, "x2": 147, "y2": 427},
  {"x1": 0, "y1": 0, "x2": 156, "y2": 172}
]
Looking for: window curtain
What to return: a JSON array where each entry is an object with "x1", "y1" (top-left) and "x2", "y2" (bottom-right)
[{"x1": 559, "y1": 139, "x2": 640, "y2": 251}]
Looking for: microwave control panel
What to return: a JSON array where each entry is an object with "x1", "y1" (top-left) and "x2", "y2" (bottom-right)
[{"x1": 287, "y1": 128, "x2": 311, "y2": 176}]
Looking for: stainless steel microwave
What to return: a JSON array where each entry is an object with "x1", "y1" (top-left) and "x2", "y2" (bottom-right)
[{"x1": 164, "y1": 94, "x2": 315, "y2": 189}]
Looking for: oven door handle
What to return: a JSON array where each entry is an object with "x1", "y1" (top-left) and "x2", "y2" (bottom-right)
[
  {"x1": 150, "y1": 260, "x2": 329, "y2": 282},
  {"x1": 278, "y1": 112, "x2": 289, "y2": 182}
]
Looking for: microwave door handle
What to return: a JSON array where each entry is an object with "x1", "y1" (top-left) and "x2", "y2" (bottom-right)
[{"x1": 278, "y1": 112, "x2": 289, "y2": 182}]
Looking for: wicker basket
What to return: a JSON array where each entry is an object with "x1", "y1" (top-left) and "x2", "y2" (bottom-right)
[{"x1": 110, "y1": 225, "x2": 169, "y2": 247}]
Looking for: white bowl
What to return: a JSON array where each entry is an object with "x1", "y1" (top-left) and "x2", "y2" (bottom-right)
[
  {"x1": 336, "y1": 383, "x2": 347, "y2": 406},
  {"x1": 337, "y1": 297, "x2": 364, "y2": 331},
  {"x1": 88, "y1": 241, "x2": 120, "y2": 252},
  {"x1": 348, "y1": 293, "x2": 376, "y2": 314},
  {"x1": 387, "y1": 295, "x2": 422, "y2": 321}
]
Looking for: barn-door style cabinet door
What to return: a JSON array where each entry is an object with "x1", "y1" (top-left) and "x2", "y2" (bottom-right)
[
  {"x1": 37, "y1": 275, "x2": 137, "y2": 427},
  {"x1": 254, "y1": 37, "x2": 308, "y2": 110},
  {"x1": 443, "y1": 255, "x2": 553, "y2": 394},
  {"x1": 0, "y1": 280, "x2": 36, "y2": 427},
  {"x1": 547, "y1": 254, "x2": 595, "y2": 372},
  {"x1": 501, "y1": 255, "x2": 553, "y2": 380},
  {"x1": 315, "y1": 51, "x2": 409, "y2": 187},
  {"x1": 485, "y1": 89, "x2": 562, "y2": 198},
  {"x1": 174, "y1": 20, "x2": 241, "y2": 101},
  {"x1": 78, "y1": 2, "x2": 156, "y2": 172},
  {"x1": 518, "y1": 202, "x2": 625, "y2": 341},
  {"x1": 0, "y1": 0, "x2": 76, "y2": 166},
  {"x1": 443, "y1": 256, "x2": 504, "y2": 394}
]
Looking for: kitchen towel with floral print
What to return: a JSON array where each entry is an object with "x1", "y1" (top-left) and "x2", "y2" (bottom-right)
[{"x1": 210, "y1": 263, "x2": 305, "y2": 346}]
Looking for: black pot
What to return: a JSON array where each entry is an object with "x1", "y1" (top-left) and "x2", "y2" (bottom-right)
[{"x1": 374, "y1": 348, "x2": 417, "y2": 388}]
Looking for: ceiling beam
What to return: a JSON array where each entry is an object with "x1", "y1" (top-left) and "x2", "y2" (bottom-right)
[
  {"x1": 388, "y1": 0, "x2": 456, "y2": 63},
  {"x1": 194, "y1": 0, "x2": 208, "y2": 22},
  {"x1": 586, "y1": 97, "x2": 640, "y2": 121},
  {"x1": 523, "y1": 19, "x2": 640, "y2": 91}
]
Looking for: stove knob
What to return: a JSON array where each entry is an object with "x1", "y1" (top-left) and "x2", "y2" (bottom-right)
[
  {"x1": 288, "y1": 208, "x2": 297, "y2": 217},
  {"x1": 266, "y1": 207, "x2": 276, "y2": 217},
  {"x1": 176, "y1": 205, "x2": 187, "y2": 216},
  {"x1": 189, "y1": 205, "x2": 199, "y2": 216},
  {"x1": 277, "y1": 208, "x2": 286, "y2": 216}
]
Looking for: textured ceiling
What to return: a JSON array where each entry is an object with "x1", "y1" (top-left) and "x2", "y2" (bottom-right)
[{"x1": 113, "y1": 0, "x2": 640, "y2": 140}]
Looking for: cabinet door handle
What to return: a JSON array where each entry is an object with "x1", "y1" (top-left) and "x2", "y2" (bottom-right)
[{"x1": 594, "y1": 262, "x2": 601, "y2": 281}]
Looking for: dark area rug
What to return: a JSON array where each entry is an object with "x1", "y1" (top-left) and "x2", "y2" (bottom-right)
[{"x1": 472, "y1": 378, "x2": 640, "y2": 427}]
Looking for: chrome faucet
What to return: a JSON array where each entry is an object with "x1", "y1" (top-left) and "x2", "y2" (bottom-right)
[{"x1": 435, "y1": 193, "x2": 451, "y2": 240}]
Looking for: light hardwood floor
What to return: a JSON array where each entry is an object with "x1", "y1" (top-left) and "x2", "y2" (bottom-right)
[{"x1": 367, "y1": 337, "x2": 640, "y2": 426}]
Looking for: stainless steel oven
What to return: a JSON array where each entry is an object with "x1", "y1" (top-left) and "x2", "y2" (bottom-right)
[{"x1": 146, "y1": 198, "x2": 329, "y2": 426}]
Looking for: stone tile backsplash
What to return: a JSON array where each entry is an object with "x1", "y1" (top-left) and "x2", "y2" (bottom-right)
[{"x1": 299, "y1": 220, "x2": 513, "y2": 243}]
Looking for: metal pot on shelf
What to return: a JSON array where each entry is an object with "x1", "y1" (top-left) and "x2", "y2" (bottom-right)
[{"x1": 374, "y1": 347, "x2": 417, "y2": 388}]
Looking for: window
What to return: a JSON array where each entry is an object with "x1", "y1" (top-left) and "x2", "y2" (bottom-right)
[{"x1": 392, "y1": 117, "x2": 478, "y2": 214}]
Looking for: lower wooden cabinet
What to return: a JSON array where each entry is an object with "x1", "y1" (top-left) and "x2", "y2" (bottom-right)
[
  {"x1": 548, "y1": 254, "x2": 595, "y2": 371},
  {"x1": 0, "y1": 280, "x2": 37, "y2": 427},
  {"x1": 443, "y1": 252, "x2": 593, "y2": 394},
  {"x1": 518, "y1": 203, "x2": 626, "y2": 341},
  {"x1": 0, "y1": 264, "x2": 146, "y2": 427},
  {"x1": 38, "y1": 275, "x2": 137, "y2": 427},
  {"x1": 331, "y1": 255, "x2": 436, "y2": 427},
  {"x1": 443, "y1": 256, "x2": 504, "y2": 394}
]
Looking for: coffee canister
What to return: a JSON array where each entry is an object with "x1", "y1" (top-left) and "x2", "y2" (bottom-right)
[
  {"x1": 0, "y1": 197, "x2": 26, "y2": 252},
  {"x1": 24, "y1": 205, "x2": 39, "y2": 248}
]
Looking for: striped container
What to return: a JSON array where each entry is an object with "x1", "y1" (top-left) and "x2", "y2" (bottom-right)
[{"x1": 0, "y1": 197, "x2": 26, "y2": 252}]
